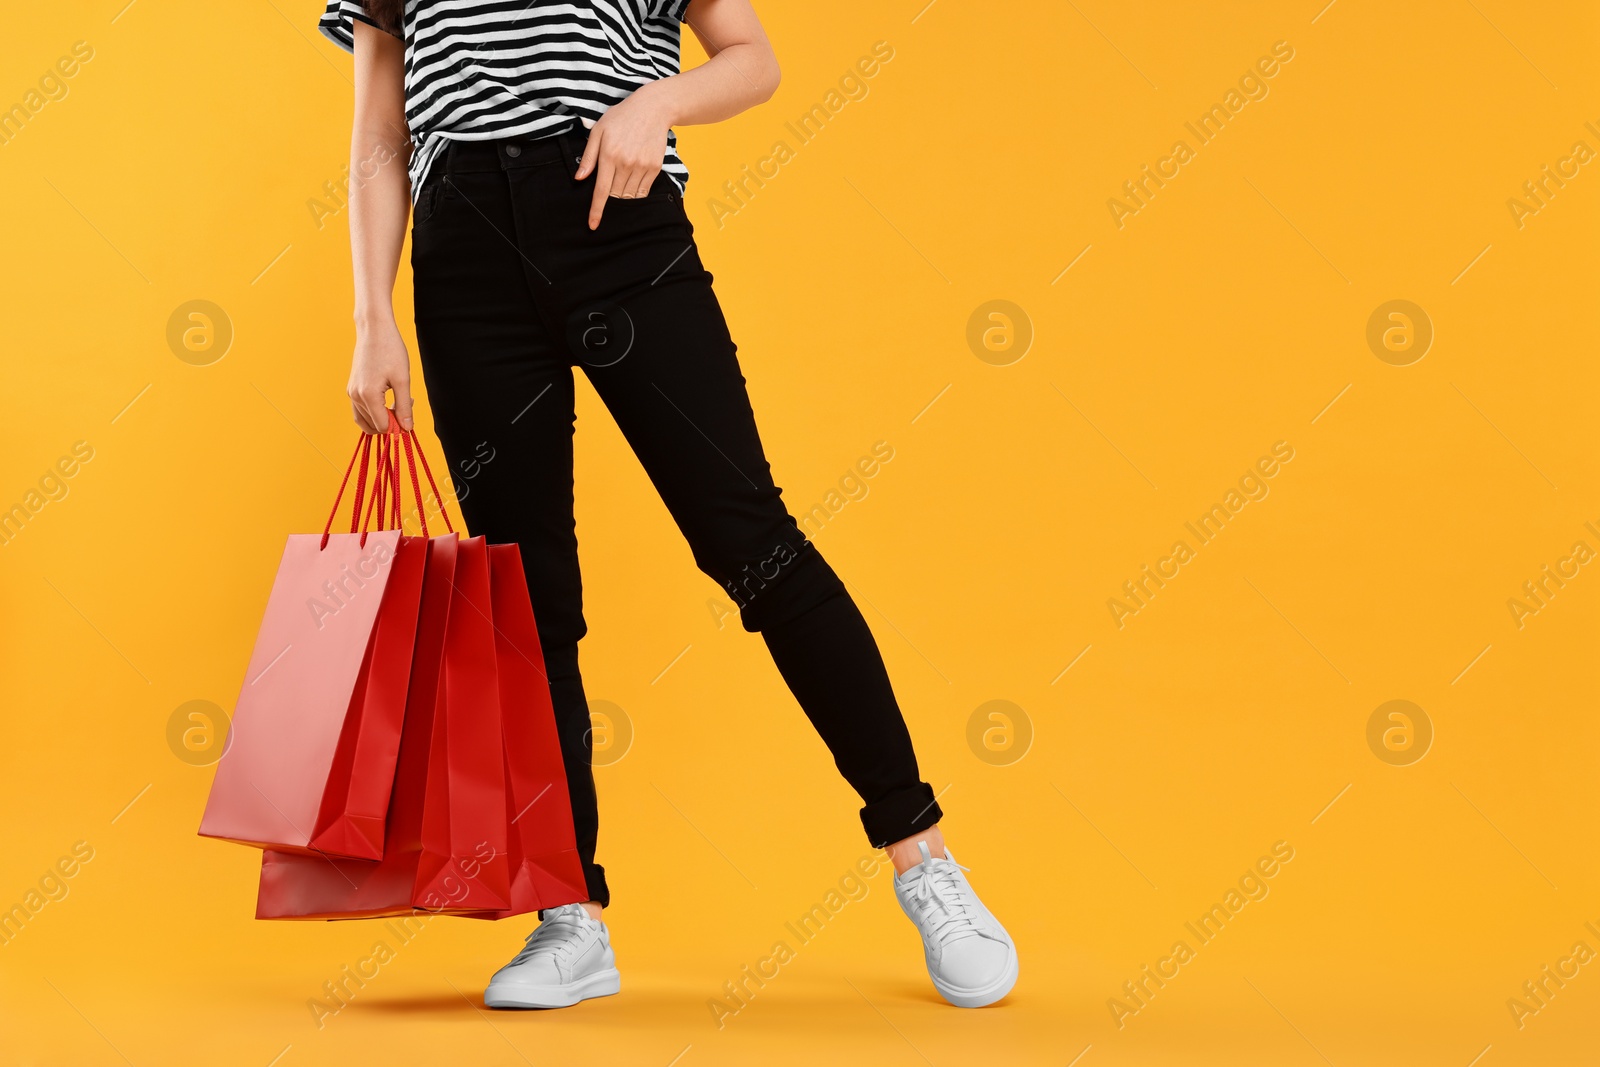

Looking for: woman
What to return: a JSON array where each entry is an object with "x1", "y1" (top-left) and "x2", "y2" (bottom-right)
[{"x1": 318, "y1": 0, "x2": 1016, "y2": 1010}]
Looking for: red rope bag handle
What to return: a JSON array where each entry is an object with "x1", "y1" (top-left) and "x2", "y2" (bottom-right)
[
  {"x1": 321, "y1": 433, "x2": 372, "y2": 550},
  {"x1": 409, "y1": 429, "x2": 454, "y2": 535},
  {"x1": 319, "y1": 410, "x2": 458, "y2": 549}
]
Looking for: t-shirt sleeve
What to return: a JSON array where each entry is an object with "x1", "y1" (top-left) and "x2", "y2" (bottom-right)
[
  {"x1": 318, "y1": 0, "x2": 400, "y2": 54},
  {"x1": 654, "y1": 0, "x2": 692, "y2": 24}
]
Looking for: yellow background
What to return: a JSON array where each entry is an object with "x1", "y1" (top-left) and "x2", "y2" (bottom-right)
[{"x1": 2, "y1": 1, "x2": 1596, "y2": 1064}]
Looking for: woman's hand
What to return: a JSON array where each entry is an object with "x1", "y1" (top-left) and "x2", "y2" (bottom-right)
[
  {"x1": 347, "y1": 317, "x2": 413, "y2": 434},
  {"x1": 573, "y1": 0, "x2": 782, "y2": 231},
  {"x1": 574, "y1": 84, "x2": 674, "y2": 230}
]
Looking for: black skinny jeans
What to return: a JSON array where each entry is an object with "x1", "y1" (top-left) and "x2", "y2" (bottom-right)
[{"x1": 409, "y1": 127, "x2": 941, "y2": 908}]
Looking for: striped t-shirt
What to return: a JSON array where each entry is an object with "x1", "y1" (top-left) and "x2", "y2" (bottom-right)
[{"x1": 318, "y1": 1, "x2": 693, "y2": 203}]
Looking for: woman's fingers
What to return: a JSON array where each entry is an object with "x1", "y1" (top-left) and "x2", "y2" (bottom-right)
[
  {"x1": 352, "y1": 392, "x2": 380, "y2": 434},
  {"x1": 589, "y1": 156, "x2": 615, "y2": 229},
  {"x1": 593, "y1": 164, "x2": 659, "y2": 228},
  {"x1": 583, "y1": 123, "x2": 609, "y2": 228},
  {"x1": 346, "y1": 386, "x2": 367, "y2": 432},
  {"x1": 583, "y1": 117, "x2": 664, "y2": 226},
  {"x1": 576, "y1": 124, "x2": 600, "y2": 180},
  {"x1": 348, "y1": 383, "x2": 390, "y2": 434},
  {"x1": 369, "y1": 386, "x2": 397, "y2": 432},
  {"x1": 621, "y1": 167, "x2": 655, "y2": 200}
]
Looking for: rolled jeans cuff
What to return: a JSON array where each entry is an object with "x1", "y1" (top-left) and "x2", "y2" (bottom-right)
[{"x1": 859, "y1": 782, "x2": 943, "y2": 848}]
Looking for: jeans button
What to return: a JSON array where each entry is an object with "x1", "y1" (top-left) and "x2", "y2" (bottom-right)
[{"x1": 505, "y1": 144, "x2": 522, "y2": 158}]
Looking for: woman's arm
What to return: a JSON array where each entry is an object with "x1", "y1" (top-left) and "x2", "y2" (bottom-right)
[
  {"x1": 346, "y1": 20, "x2": 415, "y2": 433},
  {"x1": 576, "y1": 0, "x2": 781, "y2": 228}
]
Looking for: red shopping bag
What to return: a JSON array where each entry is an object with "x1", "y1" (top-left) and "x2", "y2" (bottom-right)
[
  {"x1": 414, "y1": 532, "x2": 513, "y2": 910},
  {"x1": 457, "y1": 544, "x2": 587, "y2": 918},
  {"x1": 199, "y1": 427, "x2": 434, "y2": 859}
]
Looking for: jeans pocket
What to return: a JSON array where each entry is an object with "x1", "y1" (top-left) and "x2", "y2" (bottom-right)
[{"x1": 413, "y1": 177, "x2": 446, "y2": 226}]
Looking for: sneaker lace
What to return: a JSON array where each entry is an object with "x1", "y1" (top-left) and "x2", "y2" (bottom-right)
[
  {"x1": 905, "y1": 857, "x2": 982, "y2": 943},
  {"x1": 510, "y1": 906, "x2": 591, "y2": 966}
]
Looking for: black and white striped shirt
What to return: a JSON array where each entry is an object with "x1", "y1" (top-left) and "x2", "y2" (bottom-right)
[{"x1": 319, "y1": 1, "x2": 692, "y2": 203}]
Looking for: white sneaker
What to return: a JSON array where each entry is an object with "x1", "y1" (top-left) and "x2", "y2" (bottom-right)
[
  {"x1": 894, "y1": 842, "x2": 1018, "y2": 1007},
  {"x1": 483, "y1": 903, "x2": 621, "y2": 1009}
]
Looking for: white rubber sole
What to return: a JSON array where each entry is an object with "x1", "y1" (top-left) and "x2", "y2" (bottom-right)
[
  {"x1": 484, "y1": 967, "x2": 621, "y2": 1009},
  {"x1": 930, "y1": 946, "x2": 1018, "y2": 1008}
]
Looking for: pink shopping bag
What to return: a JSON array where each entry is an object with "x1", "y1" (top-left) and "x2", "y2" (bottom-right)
[{"x1": 199, "y1": 423, "x2": 440, "y2": 859}]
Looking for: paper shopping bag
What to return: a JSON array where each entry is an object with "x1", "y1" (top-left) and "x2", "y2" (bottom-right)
[
  {"x1": 456, "y1": 544, "x2": 587, "y2": 918},
  {"x1": 304, "y1": 532, "x2": 427, "y2": 858},
  {"x1": 413, "y1": 534, "x2": 513, "y2": 911},
  {"x1": 201, "y1": 425, "x2": 440, "y2": 859}
]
